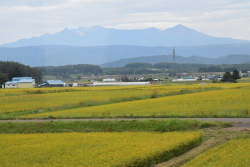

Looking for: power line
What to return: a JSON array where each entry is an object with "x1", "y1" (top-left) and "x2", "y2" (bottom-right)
[{"x1": 172, "y1": 47, "x2": 176, "y2": 78}]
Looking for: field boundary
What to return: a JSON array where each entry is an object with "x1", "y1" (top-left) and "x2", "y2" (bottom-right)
[
  {"x1": 156, "y1": 128, "x2": 250, "y2": 167},
  {"x1": 1, "y1": 118, "x2": 250, "y2": 124}
]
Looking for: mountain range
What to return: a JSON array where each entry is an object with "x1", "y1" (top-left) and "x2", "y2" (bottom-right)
[
  {"x1": 1, "y1": 25, "x2": 250, "y2": 67},
  {"x1": 1, "y1": 44, "x2": 250, "y2": 67},
  {"x1": 101, "y1": 54, "x2": 250, "y2": 67},
  {"x1": 1, "y1": 25, "x2": 249, "y2": 47}
]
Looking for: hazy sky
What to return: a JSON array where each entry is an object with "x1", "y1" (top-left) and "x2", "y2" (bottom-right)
[{"x1": 1, "y1": 0, "x2": 250, "y2": 45}]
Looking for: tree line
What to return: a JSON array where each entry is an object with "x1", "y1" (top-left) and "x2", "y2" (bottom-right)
[
  {"x1": 37, "y1": 64, "x2": 103, "y2": 76},
  {"x1": 104, "y1": 62, "x2": 250, "y2": 75},
  {"x1": 0, "y1": 61, "x2": 43, "y2": 86}
]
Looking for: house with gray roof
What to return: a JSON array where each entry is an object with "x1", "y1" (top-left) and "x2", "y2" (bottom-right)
[{"x1": 40, "y1": 80, "x2": 65, "y2": 87}]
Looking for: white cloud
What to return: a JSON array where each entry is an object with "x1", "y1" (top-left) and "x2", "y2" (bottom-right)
[
  {"x1": 76, "y1": 30, "x2": 84, "y2": 36},
  {"x1": 0, "y1": 0, "x2": 250, "y2": 44},
  {"x1": 12, "y1": 5, "x2": 59, "y2": 11}
]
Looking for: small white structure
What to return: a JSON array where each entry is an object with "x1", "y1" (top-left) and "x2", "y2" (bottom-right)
[
  {"x1": 72, "y1": 83, "x2": 78, "y2": 87},
  {"x1": 172, "y1": 78, "x2": 197, "y2": 82},
  {"x1": 92, "y1": 82, "x2": 150, "y2": 86},
  {"x1": 4, "y1": 82, "x2": 18, "y2": 88},
  {"x1": 103, "y1": 78, "x2": 116, "y2": 82}
]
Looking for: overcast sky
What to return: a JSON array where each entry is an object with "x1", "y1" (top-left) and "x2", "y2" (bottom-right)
[{"x1": 1, "y1": 0, "x2": 250, "y2": 45}]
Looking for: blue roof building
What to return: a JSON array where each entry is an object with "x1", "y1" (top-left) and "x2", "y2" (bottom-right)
[
  {"x1": 12, "y1": 77, "x2": 33, "y2": 81},
  {"x1": 3, "y1": 77, "x2": 35, "y2": 89},
  {"x1": 41, "y1": 80, "x2": 65, "y2": 87}
]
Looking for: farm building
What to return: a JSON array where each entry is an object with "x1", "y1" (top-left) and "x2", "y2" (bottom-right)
[
  {"x1": 40, "y1": 80, "x2": 65, "y2": 87},
  {"x1": 3, "y1": 77, "x2": 35, "y2": 88},
  {"x1": 92, "y1": 82, "x2": 150, "y2": 86},
  {"x1": 103, "y1": 78, "x2": 116, "y2": 82},
  {"x1": 172, "y1": 78, "x2": 197, "y2": 82}
]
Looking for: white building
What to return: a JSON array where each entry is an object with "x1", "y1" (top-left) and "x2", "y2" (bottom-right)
[
  {"x1": 103, "y1": 78, "x2": 116, "y2": 82},
  {"x1": 92, "y1": 82, "x2": 150, "y2": 86},
  {"x1": 72, "y1": 83, "x2": 78, "y2": 87},
  {"x1": 172, "y1": 78, "x2": 197, "y2": 82}
]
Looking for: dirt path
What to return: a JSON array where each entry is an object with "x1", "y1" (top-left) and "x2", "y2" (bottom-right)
[
  {"x1": 1, "y1": 118, "x2": 250, "y2": 128},
  {"x1": 156, "y1": 127, "x2": 250, "y2": 167}
]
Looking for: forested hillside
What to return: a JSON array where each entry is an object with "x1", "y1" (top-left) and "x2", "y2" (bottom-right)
[
  {"x1": 101, "y1": 54, "x2": 250, "y2": 67},
  {"x1": 104, "y1": 62, "x2": 250, "y2": 75},
  {"x1": 37, "y1": 64, "x2": 103, "y2": 76},
  {"x1": 0, "y1": 61, "x2": 42, "y2": 86},
  {"x1": 1, "y1": 44, "x2": 250, "y2": 67}
]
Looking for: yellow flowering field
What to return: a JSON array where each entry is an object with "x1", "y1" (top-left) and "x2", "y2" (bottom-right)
[
  {"x1": 0, "y1": 86, "x2": 150, "y2": 96},
  {"x1": 0, "y1": 89, "x2": 153, "y2": 113},
  {"x1": 0, "y1": 82, "x2": 248, "y2": 97},
  {"x1": 0, "y1": 84, "x2": 220, "y2": 114},
  {"x1": 0, "y1": 85, "x2": 185, "y2": 96},
  {"x1": 0, "y1": 132, "x2": 202, "y2": 167},
  {"x1": 0, "y1": 83, "x2": 221, "y2": 97},
  {"x1": 0, "y1": 85, "x2": 159, "y2": 97},
  {"x1": 182, "y1": 137, "x2": 250, "y2": 167},
  {"x1": 26, "y1": 87, "x2": 250, "y2": 118}
]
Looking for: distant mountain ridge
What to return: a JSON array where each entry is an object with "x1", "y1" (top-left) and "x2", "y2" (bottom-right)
[
  {"x1": 1, "y1": 25, "x2": 249, "y2": 47},
  {"x1": 101, "y1": 54, "x2": 250, "y2": 67},
  {"x1": 1, "y1": 44, "x2": 250, "y2": 67}
]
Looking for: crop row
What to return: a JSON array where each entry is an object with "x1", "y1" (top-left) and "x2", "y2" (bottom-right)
[
  {"x1": 182, "y1": 137, "x2": 250, "y2": 167},
  {"x1": 1, "y1": 82, "x2": 248, "y2": 97},
  {"x1": 0, "y1": 84, "x2": 220, "y2": 114},
  {"x1": 25, "y1": 87, "x2": 250, "y2": 118}
]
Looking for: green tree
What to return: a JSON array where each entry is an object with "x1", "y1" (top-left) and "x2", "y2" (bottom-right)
[
  {"x1": 122, "y1": 75, "x2": 129, "y2": 82},
  {"x1": 232, "y1": 69, "x2": 241, "y2": 82},
  {"x1": 0, "y1": 61, "x2": 43, "y2": 84},
  {"x1": 221, "y1": 72, "x2": 233, "y2": 82},
  {"x1": 77, "y1": 76, "x2": 82, "y2": 81},
  {"x1": 0, "y1": 72, "x2": 8, "y2": 86}
]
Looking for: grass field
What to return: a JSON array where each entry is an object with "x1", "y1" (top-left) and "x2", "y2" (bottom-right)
[
  {"x1": 181, "y1": 136, "x2": 250, "y2": 167},
  {"x1": 25, "y1": 86, "x2": 250, "y2": 118},
  {"x1": 1, "y1": 83, "x2": 233, "y2": 119},
  {"x1": 0, "y1": 120, "x2": 230, "y2": 134},
  {"x1": 0, "y1": 84, "x2": 219, "y2": 114},
  {"x1": 0, "y1": 83, "x2": 249, "y2": 119},
  {"x1": 0, "y1": 131, "x2": 202, "y2": 167}
]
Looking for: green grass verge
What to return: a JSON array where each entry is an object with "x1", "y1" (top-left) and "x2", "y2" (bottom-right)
[{"x1": 0, "y1": 120, "x2": 231, "y2": 134}]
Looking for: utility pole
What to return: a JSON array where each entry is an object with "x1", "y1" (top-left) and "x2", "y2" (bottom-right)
[{"x1": 172, "y1": 47, "x2": 176, "y2": 78}]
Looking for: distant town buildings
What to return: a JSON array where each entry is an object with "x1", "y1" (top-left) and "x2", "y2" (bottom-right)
[
  {"x1": 241, "y1": 71, "x2": 250, "y2": 77},
  {"x1": 172, "y1": 74, "x2": 222, "y2": 82}
]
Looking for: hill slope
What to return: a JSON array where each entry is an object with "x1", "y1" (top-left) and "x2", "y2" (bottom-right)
[
  {"x1": 1, "y1": 44, "x2": 250, "y2": 66},
  {"x1": 101, "y1": 54, "x2": 250, "y2": 67}
]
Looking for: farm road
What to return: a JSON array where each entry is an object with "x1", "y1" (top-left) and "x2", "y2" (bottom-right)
[{"x1": 1, "y1": 118, "x2": 250, "y2": 128}]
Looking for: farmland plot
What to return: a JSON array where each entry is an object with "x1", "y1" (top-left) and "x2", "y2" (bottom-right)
[
  {"x1": 0, "y1": 132, "x2": 202, "y2": 167},
  {"x1": 182, "y1": 137, "x2": 250, "y2": 167},
  {"x1": 26, "y1": 87, "x2": 250, "y2": 118},
  {"x1": 0, "y1": 84, "x2": 220, "y2": 114}
]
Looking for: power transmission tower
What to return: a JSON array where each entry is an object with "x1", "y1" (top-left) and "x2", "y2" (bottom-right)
[{"x1": 172, "y1": 47, "x2": 176, "y2": 78}]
